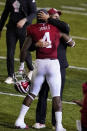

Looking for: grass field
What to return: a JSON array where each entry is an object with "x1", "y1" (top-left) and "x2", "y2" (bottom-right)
[{"x1": 0, "y1": 0, "x2": 87, "y2": 131}]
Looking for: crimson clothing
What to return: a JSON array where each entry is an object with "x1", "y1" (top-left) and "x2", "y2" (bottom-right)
[
  {"x1": 35, "y1": 19, "x2": 70, "y2": 125},
  {"x1": 27, "y1": 23, "x2": 60, "y2": 59},
  {"x1": 80, "y1": 94, "x2": 87, "y2": 128}
]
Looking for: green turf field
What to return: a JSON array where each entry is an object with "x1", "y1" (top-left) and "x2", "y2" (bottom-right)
[{"x1": 0, "y1": 0, "x2": 87, "y2": 130}]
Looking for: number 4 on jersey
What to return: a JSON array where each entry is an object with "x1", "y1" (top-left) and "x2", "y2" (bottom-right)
[{"x1": 42, "y1": 32, "x2": 52, "y2": 48}]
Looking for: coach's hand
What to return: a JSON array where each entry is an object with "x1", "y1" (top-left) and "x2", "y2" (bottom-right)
[
  {"x1": 17, "y1": 18, "x2": 27, "y2": 28},
  {"x1": 38, "y1": 11, "x2": 49, "y2": 21}
]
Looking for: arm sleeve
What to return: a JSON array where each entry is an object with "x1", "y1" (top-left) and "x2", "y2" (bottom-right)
[
  {"x1": 26, "y1": 25, "x2": 36, "y2": 51},
  {"x1": 0, "y1": 0, "x2": 10, "y2": 31},
  {"x1": 20, "y1": 36, "x2": 32, "y2": 62},
  {"x1": 26, "y1": 0, "x2": 37, "y2": 24},
  {"x1": 48, "y1": 18, "x2": 70, "y2": 35}
]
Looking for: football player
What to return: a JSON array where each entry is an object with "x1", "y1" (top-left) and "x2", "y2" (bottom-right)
[
  {"x1": 15, "y1": 9, "x2": 75, "y2": 131},
  {"x1": 32, "y1": 8, "x2": 75, "y2": 130}
]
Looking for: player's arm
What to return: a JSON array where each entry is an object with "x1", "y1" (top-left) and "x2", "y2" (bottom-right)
[
  {"x1": 20, "y1": 36, "x2": 32, "y2": 62},
  {"x1": 60, "y1": 33, "x2": 75, "y2": 47},
  {"x1": 72, "y1": 100, "x2": 83, "y2": 107},
  {"x1": 18, "y1": 36, "x2": 32, "y2": 73}
]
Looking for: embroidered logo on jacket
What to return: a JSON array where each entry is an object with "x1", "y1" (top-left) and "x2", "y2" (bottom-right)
[{"x1": 13, "y1": 0, "x2": 20, "y2": 12}]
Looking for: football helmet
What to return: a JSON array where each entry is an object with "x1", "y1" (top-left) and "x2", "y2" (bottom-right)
[{"x1": 14, "y1": 72, "x2": 31, "y2": 94}]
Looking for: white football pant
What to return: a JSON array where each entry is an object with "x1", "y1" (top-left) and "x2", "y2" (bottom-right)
[{"x1": 30, "y1": 59, "x2": 61, "y2": 97}]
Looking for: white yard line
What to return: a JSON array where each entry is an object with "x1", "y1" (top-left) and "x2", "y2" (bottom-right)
[
  {"x1": 37, "y1": 7, "x2": 87, "y2": 16},
  {"x1": 69, "y1": 66, "x2": 87, "y2": 71},
  {"x1": 61, "y1": 6, "x2": 86, "y2": 11},
  {"x1": 80, "y1": 3, "x2": 87, "y2": 7},
  {"x1": 72, "y1": 36, "x2": 87, "y2": 40},
  {"x1": 0, "y1": 2, "x2": 5, "y2": 6},
  {"x1": 0, "y1": 56, "x2": 87, "y2": 71},
  {"x1": 0, "y1": 56, "x2": 19, "y2": 61},
  {"x1": 0, "y1": 91, "x2": 76, "y2": 105},
  {"x1": 62, "y1": 10, "x2": 87, "y2": 16}
]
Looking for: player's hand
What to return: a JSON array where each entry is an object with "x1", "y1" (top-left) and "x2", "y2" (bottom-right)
[
  {"x1": 17, "y1": 18, "x2": 27, "y2": 28},
  {"x1": 72, "y1": 100, "x2": 83, "y2": 107},
  {"x1": 37, "y1": 11, "x2": 49, "y2": 21},
  {"x1": 71, "y1": 40, "x2": 75, "y2": 47},
  {"x1": 36, "y1": 39, "x2": 51, "y2": 48}
]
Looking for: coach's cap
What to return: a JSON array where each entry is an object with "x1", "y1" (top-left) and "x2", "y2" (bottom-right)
[
  {"x1": 48, "y1": 8, "x2": 62, "y2": 16},
  {"x1": 82, "y1": 82, "x2": 87, "y2": 94}
]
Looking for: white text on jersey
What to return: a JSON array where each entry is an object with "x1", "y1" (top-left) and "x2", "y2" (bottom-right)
[{"x1": 40, "y1": 25, "x2": 50, "y2": 31}]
